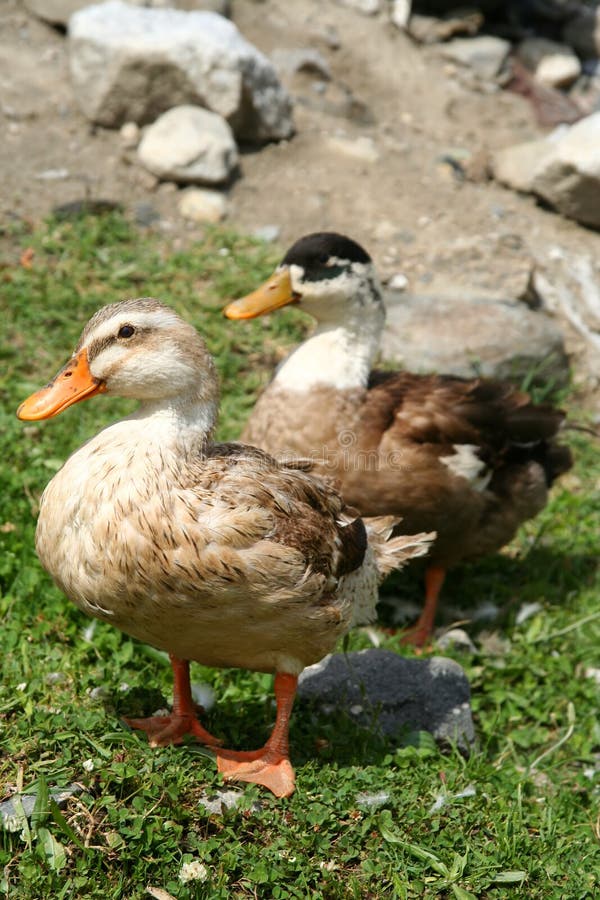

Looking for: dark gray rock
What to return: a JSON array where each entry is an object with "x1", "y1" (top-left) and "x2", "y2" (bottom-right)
[
  {"x1": 298, "y1": 650, "x2": 475, "y2": 753},
  {"x1": 440, "y1": 35, "x2": 511, "y2": 80}
]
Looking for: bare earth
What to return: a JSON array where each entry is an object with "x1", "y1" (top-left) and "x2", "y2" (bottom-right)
[{"x1": 1, "y1": 0, "x2": 599, "y2": 406}]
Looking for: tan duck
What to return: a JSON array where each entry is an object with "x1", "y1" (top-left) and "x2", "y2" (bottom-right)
[
  {"x1": 224, "y1": 232, "x2": 573, "y2": 644},
  {"x1": 17, "y1": 297, "x2": 432, "y2": 797}
]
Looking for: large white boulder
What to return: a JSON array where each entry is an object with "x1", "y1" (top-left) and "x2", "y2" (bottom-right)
[
  {"x1": 138, "y1": 105, "x2": 238, "y2": 183},
  {"x1": 68, "y1": 1, "x2": 294, "y2": 142}
]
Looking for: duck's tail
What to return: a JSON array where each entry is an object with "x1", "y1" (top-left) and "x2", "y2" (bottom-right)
[{"x1": 365, "y1": 515, "x2": 435, "y2": 580}]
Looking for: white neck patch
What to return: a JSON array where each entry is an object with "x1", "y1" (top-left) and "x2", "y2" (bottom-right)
[{"x1": 275, "y1": 262, "x2": 386, "y2": 392}]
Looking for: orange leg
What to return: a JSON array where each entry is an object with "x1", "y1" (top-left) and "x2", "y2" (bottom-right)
[
  {"x1": 217, "y1": 672, "x2": 297, "y2": 798},
  {"x1": 124, "y1": 655, "x2": 222, "y2": 748},
  {"x1": 401, "y1": 565, "x2": 446, "y2": 647}
]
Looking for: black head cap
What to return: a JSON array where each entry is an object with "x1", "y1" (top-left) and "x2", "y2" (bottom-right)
[{"x1": 281, "y1": 232, "x2": 372, "y2": 269}]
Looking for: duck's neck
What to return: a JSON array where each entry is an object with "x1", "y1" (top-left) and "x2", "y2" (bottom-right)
[
  {"x1": 273, "y1": 302, "x2": 385, "y2": 393},
  {"x1": 123, "y1": 392, "x2": 219, "y2": 458}
]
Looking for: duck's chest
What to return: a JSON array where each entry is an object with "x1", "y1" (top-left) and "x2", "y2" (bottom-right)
[{"x1": 35, "y1": 431, "x2": 187, "y2": 618}]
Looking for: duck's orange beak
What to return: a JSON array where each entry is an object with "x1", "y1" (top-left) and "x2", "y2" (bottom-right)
[
  {"x1": 224, "y1": 269, "x2": 298, "y2": 320},
  {"x1": 17, "y1": 348, "x2": 107, "y2": 421}
]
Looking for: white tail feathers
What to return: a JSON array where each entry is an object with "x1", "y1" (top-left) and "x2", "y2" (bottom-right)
[{"x1": 365, "y1": 515, "x2": 435, "y2": 580}]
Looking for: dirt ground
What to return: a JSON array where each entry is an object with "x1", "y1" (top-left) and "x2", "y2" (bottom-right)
[{"x1": 2, "y1": 0, "x2": 599, "y2": 406}]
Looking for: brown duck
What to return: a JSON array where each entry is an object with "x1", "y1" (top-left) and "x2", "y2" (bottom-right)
[
  {"x1": 17, "y1": 297, "x2": 432, "y2": 797},
  {"x1": 225, "y1": 232, "x2": 573, "y2": 644}
]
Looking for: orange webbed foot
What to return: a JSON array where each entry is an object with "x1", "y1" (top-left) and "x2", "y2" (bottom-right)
[
  {"x1": 124, "y1": 713, "x2": 222, "y2": 748},
  {"x1": 217, "y1": 748, "x2": 295, "y2": 798}
]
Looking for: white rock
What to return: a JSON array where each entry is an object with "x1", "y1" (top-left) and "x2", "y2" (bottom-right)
[
  {"x1": 441, "y1": 36, "x2": 511, "y2": 80},
  {"x1": 138, "y1": 106, "x2": 238, "y2": 184},
  {"x1": 388, "y1": 272, "x2": 409, "y2": 291},
  {"x1": 492, "y1": 138, "x2": 556, "y2": 194},
  {"x1": 518, "y1": 38, "x2": 581, "y2": 89},
  {"x1": 327, "y1": 134, "x2": 380, "y2": 162},
  {"x1": 391, "y1": 0, "x2": 411, "y2": 29},
  {"x1": 531, "y1": 114, "x2": 600, "y2": 228},
  {"x1": 435, "y1": 629, "x2": 477, "y2": 655},
  {"x1": 178, "y1": 187, "x2": 228, "y2": 222},
  {"x1": 68, "y1": 1, "x2": 293, "y2": 142}
]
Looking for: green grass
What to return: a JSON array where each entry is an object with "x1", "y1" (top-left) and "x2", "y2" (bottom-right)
[{"x1": 1, "y1": 212, "x2": 599, "y2": 898}]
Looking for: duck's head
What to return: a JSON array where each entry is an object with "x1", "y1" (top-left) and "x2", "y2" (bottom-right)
[
  {"x1": 17, "y1": 298, "x2": 217, "y2": 421},
  {"x1": 224, "y1": 232, "x2": 384, "y2": 325}
]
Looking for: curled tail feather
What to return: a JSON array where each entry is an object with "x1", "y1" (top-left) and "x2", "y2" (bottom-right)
[{"x1": 366, "y1": 515, "x2": 435, "y2": 580}]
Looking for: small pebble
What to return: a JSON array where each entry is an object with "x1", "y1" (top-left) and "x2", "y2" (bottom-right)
[
  {"x1": 179, "y1": 188, "x2": 228, "y2": 223},
  {"x1": 133, "y1": 202, "x2": 160, "y2": 227},
  {"x1": 119, "y1": 121, "x2": 140, "y2": 149},
  {"x1": 388, "y1": 273, "x2": 408, "y2": 291}
]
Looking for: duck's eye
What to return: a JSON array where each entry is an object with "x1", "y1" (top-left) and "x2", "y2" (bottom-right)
[
  {"x1": 317, "y1": 253, "x2": 330, "y2": 265},
  {"x1": 118, "y1": 324, "x2": 135, "y2": 339}
]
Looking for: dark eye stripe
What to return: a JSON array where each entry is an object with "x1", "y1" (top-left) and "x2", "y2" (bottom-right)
[{"x1": 301, "y1": 263, "x2": 347, "y2": 283}]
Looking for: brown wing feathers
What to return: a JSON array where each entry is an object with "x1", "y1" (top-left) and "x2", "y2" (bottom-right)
[
  {"x1": 207, "y1": 442, "x2": 367, "y2": 580},
  {"x1": 367, "y1": 370, "x2": 571, "y2": 487}
]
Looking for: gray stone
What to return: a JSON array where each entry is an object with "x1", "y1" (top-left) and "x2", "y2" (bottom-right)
[
  {"x1": 495, "y1": 113, "x2": 600, "y2": 229},
  {"x1": 517, "y1": 38, "x2": 581, "y2": 90},
  {"x1": 380, "y1": 292, "x2": 569, "y2": 386},
  {"x1": 138, "y1": 106, "x2": 238, "y2": 184},
  {"x1": 68, "y1": 2, "x2": 294, "y2": 142},
  {"x1": 530, "y1": 113, "x2": 600, "y2": 229},
  {"x1": 440, "y1": 35, "x2": 511, "y2": 80},
  {"x1": 1, "y1": 786, "x2": 80, "y2": 833},
  {"x1": 492, "y1": 136, "x2": 557, "y2": 194},
  {"x1": 133, "y1": 202, "x2": 161, "y2": 226},
  {"x1": 297, "y1": 650, "x2": 475, "y2": 752}
]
